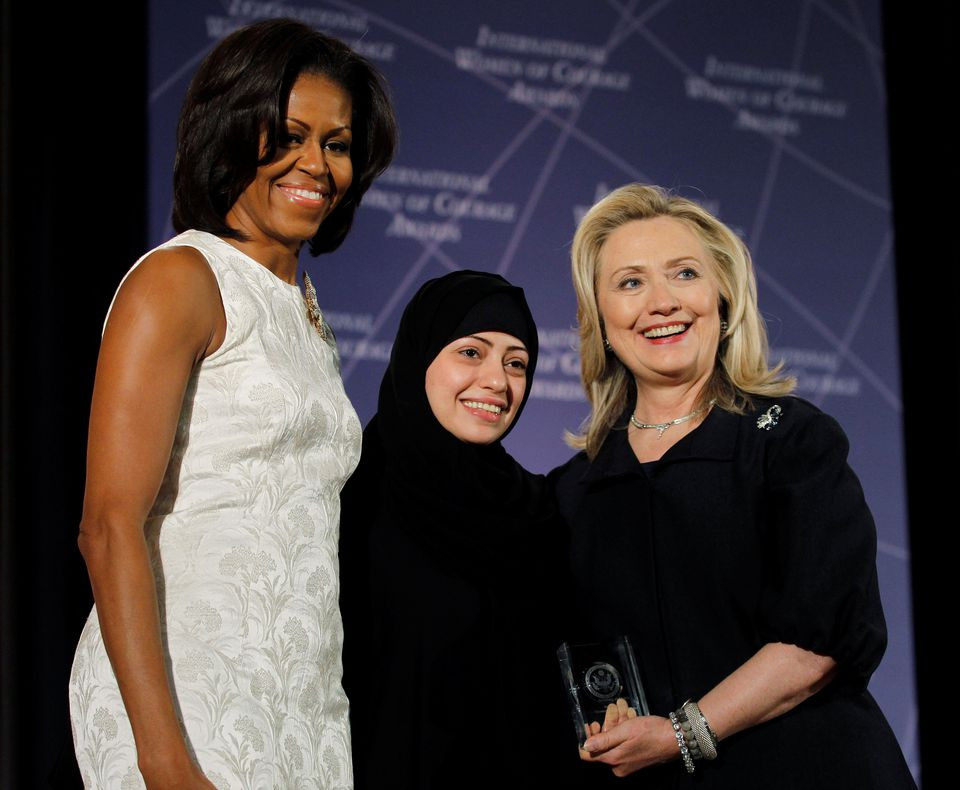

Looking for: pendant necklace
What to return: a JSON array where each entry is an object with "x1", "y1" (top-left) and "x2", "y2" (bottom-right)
[{"x1": 630, "y1": 399, "x2": 716, "y2": 439}]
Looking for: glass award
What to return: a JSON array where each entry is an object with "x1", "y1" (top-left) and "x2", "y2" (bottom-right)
[{"x1": 557, "y1": 636, "x2": 650, "y2": 747}]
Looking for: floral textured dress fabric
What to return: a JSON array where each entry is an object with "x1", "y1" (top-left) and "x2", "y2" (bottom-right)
[{"x1": 69, "y1": 230, "x2": 360, "y2": 790}]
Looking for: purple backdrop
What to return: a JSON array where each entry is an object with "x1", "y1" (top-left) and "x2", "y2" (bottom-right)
[{"x1": 149, "y1": 0, "x2": 916, "y2": 778}]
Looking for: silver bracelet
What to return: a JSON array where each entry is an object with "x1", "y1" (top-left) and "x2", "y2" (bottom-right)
[
  {"x1": 681, "y1": 700, "x2": 719, "y2": 760},
  {"x1": 675, "y1": 707, "x2": 703, "y2": 760},
  {"x1": 669, "y1": 711, "x2": 696, "y2": 774}
]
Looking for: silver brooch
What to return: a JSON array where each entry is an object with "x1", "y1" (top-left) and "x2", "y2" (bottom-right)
[{"x1": 756, "y1": 404, "x2": 782, "y2": 430}]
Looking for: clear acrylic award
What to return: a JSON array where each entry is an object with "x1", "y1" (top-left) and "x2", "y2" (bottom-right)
[{"x1": 557, "y1": 636, "x2": 650, "y2": 747}]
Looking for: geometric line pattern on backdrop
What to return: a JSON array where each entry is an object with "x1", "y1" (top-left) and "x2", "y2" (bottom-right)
[
  {"x1": 146, "y1": 1, "x2": 904, "y2": 440},
  {"x1": 612, "y1": 0, "x2": 899, "y2": 416},
  {"x1": 747, "y1": 0, "x2": 811, "y2": 258},
  {"x1": 811, "y1": 230, "x2": 894, "y2": 411},
  {"x1": 146, "y1": 0, "x2": 902, "y2": 438},
  {"x1": 319, "y1": 0, "x2": 899, "y2": 412}
]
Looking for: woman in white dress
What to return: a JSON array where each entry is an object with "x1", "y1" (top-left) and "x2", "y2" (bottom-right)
[{"x1": 68, "y1": 19, "x2": 396, "y2": 789}]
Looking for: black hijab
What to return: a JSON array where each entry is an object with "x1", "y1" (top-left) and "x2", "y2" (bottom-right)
[
  {"x1": 357, "y1": 270, "x2": 546, "y2": 570},
  {"x1": 340, "y1": 271, "x2": 573, "y2": 790}
]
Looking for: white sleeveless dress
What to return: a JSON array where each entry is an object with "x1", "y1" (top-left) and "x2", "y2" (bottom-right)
[{"x1": 69, "y1": 230, "x2": 360, "y2": 790}]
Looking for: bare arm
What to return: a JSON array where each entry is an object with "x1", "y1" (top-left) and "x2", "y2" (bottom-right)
[
  {"x1": 581, "y1": 641, "x2": 836, "y2": 777},
  {"x1": 78, "y1": 247, "x2": 224, "y2": 789},
  {"x1": 698, "y1": 641, "x2": 836, "y2": 737}
]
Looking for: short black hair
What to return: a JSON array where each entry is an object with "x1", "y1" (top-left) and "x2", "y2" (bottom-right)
[{"x1": 172, "y1": 18, "x2": 397, "y2": 255}]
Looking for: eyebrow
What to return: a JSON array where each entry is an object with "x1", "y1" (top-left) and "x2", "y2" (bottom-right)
[
  {"x1": 465, "y1": 335, "x2": 528, "y2": 354},
  {"x1": 610, "y1": 255, "x2": 701, "y2": 273},
  {"x1": 287, "y1": 116, "x2": 352, "y2": 134}
]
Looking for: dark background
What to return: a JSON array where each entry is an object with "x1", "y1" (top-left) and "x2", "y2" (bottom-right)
[{"x1": 0, "y1": 1, "x2": 952, "y2": 787}]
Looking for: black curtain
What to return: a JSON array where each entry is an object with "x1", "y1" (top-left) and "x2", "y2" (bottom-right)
[
  {"x1": 884, "y1": 1, "x2": 957, "y2": 786},
  {"x1": 0, "y1": 1, "x2": 949, "y2": 787},
  {"x1": 0, "y1": 2, "x2": 147, "y2": 787}
]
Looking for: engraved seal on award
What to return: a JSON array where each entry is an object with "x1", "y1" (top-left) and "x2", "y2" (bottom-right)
[
  {"x1": 557, "y1": 637, "x2": 649, "y2": 746},
  {"x1": 583, "y1": 661, "x2": 622, "y2": 702}
]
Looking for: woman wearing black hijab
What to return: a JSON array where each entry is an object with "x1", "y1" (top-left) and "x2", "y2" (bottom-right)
[{"x1": 340, "y1": 270, "x2": 566, "y2": 790}]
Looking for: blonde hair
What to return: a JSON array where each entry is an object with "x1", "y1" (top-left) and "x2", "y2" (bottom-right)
[{"x1": 569, "y1": 184, "x2": 794, "y2": 459}]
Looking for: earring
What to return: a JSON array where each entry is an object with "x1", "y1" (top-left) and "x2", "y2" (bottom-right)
[
  {"x1": 603, "y1": 336, "x2": 612, "y2": 351},
  {"x1": 720, "y1": 320, "x2": 729, "y2": 333}
]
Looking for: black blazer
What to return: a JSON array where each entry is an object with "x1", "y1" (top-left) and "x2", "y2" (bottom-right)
[{"x1": 550, "y1": 396, "x2": 915, "y2": 789}]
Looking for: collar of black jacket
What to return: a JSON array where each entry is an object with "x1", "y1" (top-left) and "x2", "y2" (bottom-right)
[{"x1": 579, "y1": 403, "x2": 741, "y2": 485}]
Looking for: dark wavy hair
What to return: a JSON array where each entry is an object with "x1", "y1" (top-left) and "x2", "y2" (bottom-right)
[{"x1": 172, "y1": 18, "x2": 397, "y2": 255}]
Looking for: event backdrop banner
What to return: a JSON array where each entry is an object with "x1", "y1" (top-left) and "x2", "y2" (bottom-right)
[{"x1": 149, "y1": 0, "x2": 915, "y2": 777}]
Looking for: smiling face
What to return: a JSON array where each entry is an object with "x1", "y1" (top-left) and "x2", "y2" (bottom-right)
[
  {"x1": 597, "y1": 216, "x2": 722, "y2": 393},
  {"x1": 225, "y1": 72, "x2": 353, "y2": 259},
  {"x1": 424, "y1": 331, "x2": 530, "y2": 444}
]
